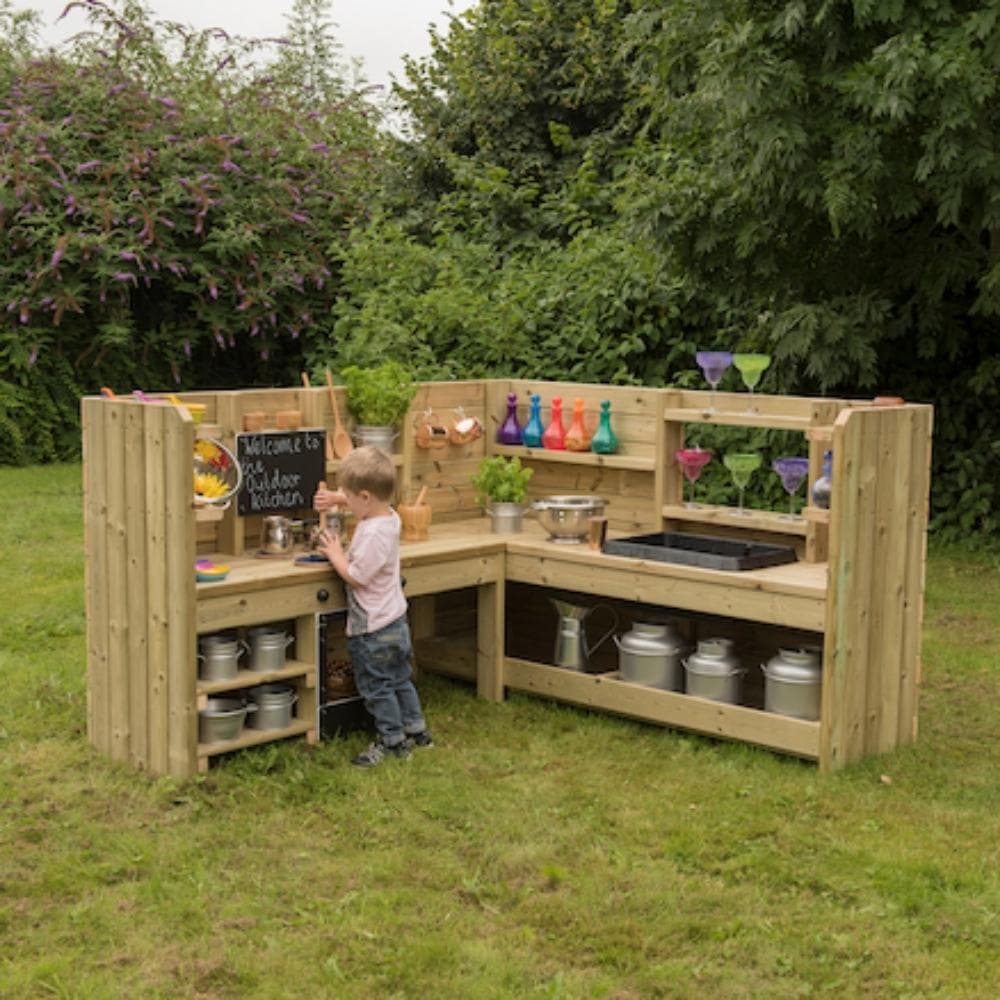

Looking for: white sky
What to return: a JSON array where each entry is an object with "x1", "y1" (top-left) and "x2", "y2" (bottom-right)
[{"x1": 25, "y1": 1, "x2": 475, "y2": 94}]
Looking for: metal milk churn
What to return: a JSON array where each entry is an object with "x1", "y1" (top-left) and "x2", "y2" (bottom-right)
[
  {"x1": 683, "y1": 638, "x2": 745, "y2": 704},
  {"x1": 549, "y1": 597, "x2": 618, "y2": 671},
  {"x1": 614, "y1": 621, "x2": 687, "y2": 690},
  {"x1": 761, "y1": 648, "x2": 823, "y2": 720}
]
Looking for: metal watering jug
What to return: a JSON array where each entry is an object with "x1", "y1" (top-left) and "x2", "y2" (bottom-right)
[{"x1": 549, "y1": 598, "x2": 619, "y2": 671}]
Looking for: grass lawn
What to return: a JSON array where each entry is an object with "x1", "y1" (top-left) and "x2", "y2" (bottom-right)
[{"x1": 1, "y1": 463, "x2": 997, "y2": 998}]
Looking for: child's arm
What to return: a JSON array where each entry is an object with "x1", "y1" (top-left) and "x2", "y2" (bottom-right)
[{"x1": 314, "y1": 486, "x2": 347, "y2": 511}]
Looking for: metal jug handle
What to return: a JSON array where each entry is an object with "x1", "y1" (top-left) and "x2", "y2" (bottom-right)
[{"x1": 586, "y1": 604, "x2": 620, "y2": 658}]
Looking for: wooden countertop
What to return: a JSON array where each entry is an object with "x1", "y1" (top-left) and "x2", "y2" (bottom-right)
[{"x1": 197, "y1": 515, "x2": 827, "y2": 615}]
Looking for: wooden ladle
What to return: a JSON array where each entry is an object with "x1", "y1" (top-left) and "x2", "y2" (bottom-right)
[{"x1": 325, "y1": 368, "x2": 353, "y2": 459}]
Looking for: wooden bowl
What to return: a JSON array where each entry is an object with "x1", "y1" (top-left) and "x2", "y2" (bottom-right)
[{"x1": 275, "y1": 409, "x2": 302, "y2": 430}]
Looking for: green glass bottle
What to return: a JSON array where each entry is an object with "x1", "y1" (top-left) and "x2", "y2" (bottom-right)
[{"x1": 590, "y1": 400, "x2": 618, "y2": 454}]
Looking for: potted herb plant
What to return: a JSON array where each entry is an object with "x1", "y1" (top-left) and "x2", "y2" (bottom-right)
[
  {"x1": 340, "y1": 361, "x2": 417, "y2": 453},
  {"x1": 472, "y1": 455, "x2": 534, "y2": 534}
]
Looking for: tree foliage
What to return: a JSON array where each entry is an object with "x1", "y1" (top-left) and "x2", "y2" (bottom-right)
[
  {"x1": 0, "y1": 0, "x2": 380, "y2": 462},
  {"x1": 325, "y1": 0, "x2": 1000, "y2": 541}
]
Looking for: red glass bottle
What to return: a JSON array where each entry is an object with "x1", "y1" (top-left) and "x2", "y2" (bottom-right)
[{"x1": 542, "y1": 396, "x2": 566, "y2": 450}]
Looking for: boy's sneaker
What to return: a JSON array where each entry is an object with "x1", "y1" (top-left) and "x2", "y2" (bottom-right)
[
  {"x1": 351, "y1": 740, "x2": 411, "y2": 768},
  {"x1": 407, "y1": 729, "x2": 434, "y2": 749}
]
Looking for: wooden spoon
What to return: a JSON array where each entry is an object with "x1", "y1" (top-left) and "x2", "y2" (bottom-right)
[
  {"x1": 415, "y1": 485, "x2": 428, "y2": 507},
  {"x1": 317, "y1": 480, "x2": 328, "y2": 533},
  {"x1": 325, "y1": 368, "x2": 354, "y2": 459}
]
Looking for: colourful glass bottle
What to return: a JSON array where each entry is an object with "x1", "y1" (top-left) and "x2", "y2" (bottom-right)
[
  {"x1": 522, "y1": 393, "x2": 544, "y2": 447},
  {"x1": 590, "y1": 400, "x2": 618, "y2": 454},
  {"x1": 496, "y1": 391, "x2": 522, "y2": 445},
  {"x1": 542, "y1": 396, "x2": 566, "y2": 450},
  {"x1": 564, "y1": 397, "x2": 591, "y2": 452}
]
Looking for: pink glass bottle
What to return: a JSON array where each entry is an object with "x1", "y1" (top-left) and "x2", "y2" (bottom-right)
[{"x1": 542, "y1": 396, "x2": 566, "y2": 450}]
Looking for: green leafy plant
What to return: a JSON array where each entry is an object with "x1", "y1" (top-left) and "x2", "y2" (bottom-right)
[
  {"x1": 471, "y1": 455, "x2": 533, "y2": 506},
  {"x1": 339, "y1": 360, "x2": 416, "y2": 427}
]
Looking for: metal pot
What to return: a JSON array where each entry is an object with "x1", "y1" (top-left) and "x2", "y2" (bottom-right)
[
  {"x1": 354, "y1": 425, "x2": 398, "y2": 455},
  {"x1": 262, "y1": 515, "x2": 294, "y2": 555},
  {"x1": 197, "y1": 633, "x2": 247, "y2": 681},
  {"x1": 198, "y1": 697, "x2": 256, "y2": 743},
  {"x1": 532, "y1": 495, "x2": 607, "y2": 544},
  {"x1": 761, "y1": 648, "x2": 822, "y2": 720},
  {"x1": 683, "y1": 638, "x2": 744, "y2": 704},
  {"x1": 247, "y1": 628, "x2": 294, "y2": 671},
  {"x1": 486, "y1": 501, "x2": 524, "y2": 535},
  {"x1": 247, "y1": 683, "x2": 298, "y2": 730},
  {"x1": 614, "y1": 622, "x2": 686, "y2": 690}
]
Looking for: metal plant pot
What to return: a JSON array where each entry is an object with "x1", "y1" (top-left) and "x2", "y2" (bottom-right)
[
  {"x1": 486, "y1": 502, "x2": 524, "y2": 534},
  {"x1": 198, "y1": 697, "x2": 256, "y2": 743},
  {"x1": 247, "y1": 683, "x2": 298, "y2": 730},
  {"x1": 247, "y1": 628, "x2": 294, "y2": 671}
]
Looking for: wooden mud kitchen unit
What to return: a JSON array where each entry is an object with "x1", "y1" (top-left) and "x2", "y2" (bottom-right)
[{"x1": 82, "y1": 379, "x2": 932, "y2": 777}]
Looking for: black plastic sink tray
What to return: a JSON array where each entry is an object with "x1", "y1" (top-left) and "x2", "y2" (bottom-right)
[{"x1": 602, "y1": 531, "x2": 797, "y2": 571}]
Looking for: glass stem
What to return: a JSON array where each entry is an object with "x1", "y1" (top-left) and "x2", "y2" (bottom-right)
[{"x1": 738, "y1": 488, "x2": 745, "y2": 513}]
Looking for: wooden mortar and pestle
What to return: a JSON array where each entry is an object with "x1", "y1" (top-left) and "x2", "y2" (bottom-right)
[{"x1": 399, "y1": 486, "x2": 431, "y2": 542}]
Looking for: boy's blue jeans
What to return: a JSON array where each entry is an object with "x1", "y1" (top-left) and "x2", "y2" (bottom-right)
[{"x1": 347, "y1": 615, "x2": 426, "y2": 747}]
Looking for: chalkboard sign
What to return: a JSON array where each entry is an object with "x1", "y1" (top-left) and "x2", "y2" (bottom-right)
[{"x1": 236, "y1": 428, "x2": 326, "y2": 516}]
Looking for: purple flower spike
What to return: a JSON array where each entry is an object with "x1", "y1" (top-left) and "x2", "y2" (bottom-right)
[
  {"x1": 28, "y1": 345, "x2": 39, "y2": 367},
  {"x1": 50, "y1": 247, "x2": 64, "y2": 268},
  {"x1": 20, "y1": 306, "x2": 30, "y2": 324},
  {"x1": 76, "y1": 159, "x2": 101, "y2": 174},
  {"x1": 310, "y1": 142, "x2": 329, "y2": 153},
  {"x1": 221, "y1": 159, "x2": 240, "y2": 173},
  {"x1": 214, "y1": 331, "x2": 225, "y2": 348},
  {"x1": 183, "y1": 339, "x2": 192, "y2": 358}
]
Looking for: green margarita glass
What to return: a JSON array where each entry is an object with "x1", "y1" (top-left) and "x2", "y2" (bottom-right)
[
  {"x1": 723, "y1": 452, "x2": 761, "y2": 515},
  {"x1": 732, "y1": 353, "x2": 771, "y2": 412}
]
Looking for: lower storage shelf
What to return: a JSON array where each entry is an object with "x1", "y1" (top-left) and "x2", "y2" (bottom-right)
[
  {"x1": 503, "y1": 657, "x2": 820, "y2": 760},
  {"x1": 197, "y1": 659, "x2": 316, "y2": 702},
  {"x1": 198, "y1": 718, "x2": 314, "y2": 767}
]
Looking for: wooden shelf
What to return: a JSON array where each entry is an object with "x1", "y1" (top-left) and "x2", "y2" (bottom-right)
[
  {"x1": 504, "y1": 658, "x2": 820, "y2": 759},
  {"x1": 492, "y1": 444, "x2": 655, "y2": 471},
  {"x1": 802, "y1": 506, "x2": 830, "y2": 524},
  {"x1": 197, "y1": 659, "x2": 316, "y2": 701},
  {"x1": 663, "y1": 408, "x2": 818, "y2": 432},
  {"x1": 326, "y1": 454, "x2": 404, "y2": 472},
  {"x1": 194, "y1": 503, "x2": 228, "y2": 523},
  {"x1": 661, "y1": 503, "x2": 809, "y2": 536},
  {"x1": 198, "y1": 718, "x2": 314, "y2": 761}
]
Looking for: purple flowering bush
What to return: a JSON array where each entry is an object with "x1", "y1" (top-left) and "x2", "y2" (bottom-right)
[{"x1": 0, "y1": 0, "x2": 379, "y2": 462}]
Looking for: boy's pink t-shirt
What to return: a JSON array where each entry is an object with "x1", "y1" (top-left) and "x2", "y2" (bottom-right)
[{"x1": 344, "y1": 510, "x2": 407, "y2": 636}]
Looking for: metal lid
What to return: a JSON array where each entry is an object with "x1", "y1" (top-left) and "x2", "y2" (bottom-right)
[
  {"x1": 763, "y1": 649, "x2": 822, "y2": 683},
  {"x1": 618, "y1": 622, "x2": 685, "y2": 655}
]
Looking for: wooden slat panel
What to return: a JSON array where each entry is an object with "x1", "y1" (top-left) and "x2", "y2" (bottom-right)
[
  {"x1": 124, "y1": 404, "x2": 149, "y2": 770},
  {"x1": 144, "y1": 405, "x2": 170, "y2": 775},
  {"x1": 822, "y1": 409, "x2": 881, "y2": 769},
  {"x1": 897, "y1": 407, "x2": 933, "y2": 743},
  {"x1": 504, "y1": 659, "x2": 820, "y2": 759},
  {"x1": 164, "y1": 408, "x2": 197, "y2": 778},
  {"x1": 82, "y1": 399, "x2": 111, "y2": 755},
  {"x1": 105, "y1": 403, "x2": 130, "y2": 762}
]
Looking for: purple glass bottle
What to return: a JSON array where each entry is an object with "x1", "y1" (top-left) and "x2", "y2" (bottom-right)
[{"x1": 496, "y1": 392, "x2": 523, "y2": 445}]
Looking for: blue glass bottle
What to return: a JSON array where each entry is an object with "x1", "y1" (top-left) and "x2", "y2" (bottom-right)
[
  {"x1": 522, "y1": 393, "x2": 544, "y2": 447},
  {"x1": 590, "y1": 399, "x2": 618, "y2": 454}
]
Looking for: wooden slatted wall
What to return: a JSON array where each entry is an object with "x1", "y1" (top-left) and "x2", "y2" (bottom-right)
[
  {"x1": 82, "y1": 398, "x2": 197, "y2": 777},
  {"x1": 820, "y1": 405, "x2": 933, "y2": 770},
  {"x1": 486, "y1": 379, "x2": 664, "y2": 533}
]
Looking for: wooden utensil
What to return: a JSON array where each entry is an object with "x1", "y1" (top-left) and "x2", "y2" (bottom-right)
[
  {"x1": 317, "y1": 480, "x2": 327, "y2": 533},
  {"x1": 301, "y1": 372, "x2": 311, "y2": 388},
  {"x1": 325, "y1": 368, "x2": 353, "y2": 459},
  {"x1": 415, "y1": 485, "x2": 428, "y2": 506}
]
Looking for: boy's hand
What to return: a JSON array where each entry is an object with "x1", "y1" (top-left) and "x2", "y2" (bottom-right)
[
  {"x1": 318, "y1": 529, "x2": 343, "y2": 563},
  {"x1": 314, "y1": 487, "x2": 346, "y2": 511}
]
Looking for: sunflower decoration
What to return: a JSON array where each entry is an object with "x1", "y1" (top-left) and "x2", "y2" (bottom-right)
[{"x1": 193, "y1": 438, "x2": 241, "y2": 506}]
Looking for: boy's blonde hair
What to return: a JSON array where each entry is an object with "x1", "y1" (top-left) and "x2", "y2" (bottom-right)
[{"x1": 336, "y1": 445, "x2": 396, "y2": 501}]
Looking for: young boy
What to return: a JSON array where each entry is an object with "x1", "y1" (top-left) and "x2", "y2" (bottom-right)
[{"x1": 314, "y1": 446, "x2": 432, "y2": 767}]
